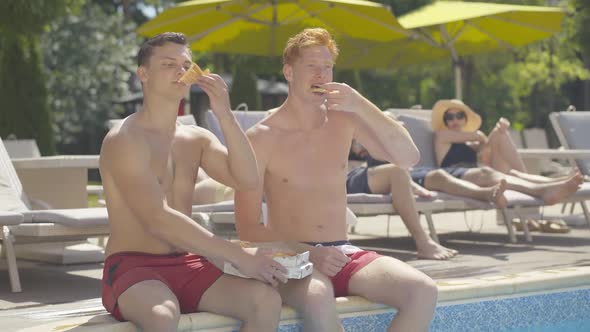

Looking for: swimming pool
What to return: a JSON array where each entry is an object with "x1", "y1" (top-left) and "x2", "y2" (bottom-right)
[
  {"x1": 20, "y1": 267, "x2": 590, "y2": 331},
  {"x1": 277, "y1": 286, "x2": 590, "y2": 331}
]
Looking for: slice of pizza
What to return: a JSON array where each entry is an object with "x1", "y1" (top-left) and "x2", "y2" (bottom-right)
[
  {"x1": 178, "y1": 62, "x2": 210, "y2": 85},
  {"x1": 310, "y1": 85, "x2": 328, "y2": 94}
]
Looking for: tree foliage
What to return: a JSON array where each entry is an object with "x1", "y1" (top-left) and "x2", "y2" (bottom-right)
[
  {"x1": 229, "y1": 57, "x2": 262, "y2": 110},
  {"x1": 0, "y1": 0, "x2": 80, "y2": 35},
  {"x1": 0, "y1": 34, "x2": 56, "y2": 154},
  {"x1": 42, "y1": 2, "x2": 137, "y2": 154},
  {"x1": 0, "y1": 0, "x2": 80, "y2": 155}
]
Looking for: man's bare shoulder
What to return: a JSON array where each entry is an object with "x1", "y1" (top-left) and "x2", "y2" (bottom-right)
[
  {"x1": 246, "y1": 112, "x2": 283, "y2": 142},
  {"x1": 175, "y1": 123, "x2": 217, "y2": 145},
  {"x1": 100, "y1": 119, "x2": 147, "y2": 167}
]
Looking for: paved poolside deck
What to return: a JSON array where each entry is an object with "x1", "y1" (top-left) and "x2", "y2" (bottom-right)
[{"x1": 1, "y1": 205, "x2": 589, "y2": 330}]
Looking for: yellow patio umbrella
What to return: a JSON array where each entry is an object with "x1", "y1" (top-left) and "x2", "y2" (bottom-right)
[
  {"x1": 137, "y1": 0, "x2": 410, "y2": 56},
  {"x1": 337, "y1": 1, "x2": 565, "y2": 99}
]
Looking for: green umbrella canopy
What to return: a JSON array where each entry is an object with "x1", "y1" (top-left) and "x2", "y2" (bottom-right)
[
  {"x1": 137, "y1": 0, "x2": 410, "y2": 56},
  {"x1": 337, "y1": 1, "x2": 564, "y2": 98}
]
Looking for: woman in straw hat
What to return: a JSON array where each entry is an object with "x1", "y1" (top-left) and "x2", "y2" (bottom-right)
[
  {"x1": 432, "y1": 99, "x2": 526, "y2": 173},
  {"x1": 431, "y1": 99, "x2": 582, "y2": 232}
]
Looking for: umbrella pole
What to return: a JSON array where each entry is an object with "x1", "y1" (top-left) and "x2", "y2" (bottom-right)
[
  {"x1": 440, "y1": 25, "x2": 464, "y2": 99},
  {"x1": 454, "y1": 61, "x2": 463, "y2": 100}
]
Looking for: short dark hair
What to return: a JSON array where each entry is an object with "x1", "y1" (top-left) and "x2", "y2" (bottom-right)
[{"x1": 137, "y1": 32, "x2": 189, "y2": 67}]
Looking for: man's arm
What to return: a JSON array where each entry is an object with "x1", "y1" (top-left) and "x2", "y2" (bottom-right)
[
  {"x1": 101, "y1": 132, "x2": 285, "y2": 283},
  {"x1": 322, "y1": 82, "x2": 419, "y2": 168},
  {"x1": 234, "y1": 127, "x2": 285, "y2": 242},
  {"x1": 196, "y1": 73, "x2": 258, "y2": 191}
]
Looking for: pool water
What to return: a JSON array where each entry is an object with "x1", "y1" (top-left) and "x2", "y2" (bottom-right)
[
  {"x1": 509, "y1": 320, "x2": 590, "y2": 332},
  {"x1": 433, "y1": 287, "x2": 590, "y2": 332},
  {"x1": 275, "y1": 287, "x2": 590, "y2": 331}
]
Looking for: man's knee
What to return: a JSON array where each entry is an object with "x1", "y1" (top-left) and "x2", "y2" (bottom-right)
[
  {"x1": 387, "y1": 165, "x2": 411, "y2": 184},
  {"x1": 142, "y1": 301, "x2": 181, "y2": 332},
  {"x1": 425, "y1": 169, "x2": 450, "y2": 185},
  {"x1": 298, "y1": 278, "x2": 336, "y2": 315},
  {"x1": 402, "y1": 275, "x2": 438, "y2": 309},
  {"x1": 244, "y1": 283, "x2": 283, "y2": 321}
]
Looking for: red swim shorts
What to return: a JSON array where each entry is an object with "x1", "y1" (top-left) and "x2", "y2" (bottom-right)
[
  {"x1": 331, "y1": 250, "x2": 382, "y2": 297},
  {"x1": 101, "y1": 251, "x2": 223, "y2": 321}
]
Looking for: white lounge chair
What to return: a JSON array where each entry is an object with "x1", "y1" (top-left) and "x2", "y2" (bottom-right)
[
  {"x1": 1, "y1": 211, "x2": 25, "y2": 292},
  {"x1": 549, "y1": 110, "x2": 590, "y2": 177},
  {"x1": 0, "y1": 138, "x2": 109, "y2": 292},
  {"x1": 521, "y1": 127, "x2": 571, "y2": 176},
  {"x1": 549, "y1": 110, "x2": 590, "y2": 227},
  {"x1": 391, "y1": 109, "x2": 590, "y2": 241}
]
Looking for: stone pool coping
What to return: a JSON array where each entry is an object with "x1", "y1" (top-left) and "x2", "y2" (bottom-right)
[{"x1": 19, "y1": 265, "x2": 590, "y2": 331}]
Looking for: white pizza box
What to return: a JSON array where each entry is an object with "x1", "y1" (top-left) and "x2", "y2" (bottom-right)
[
  {"x1": 223, "y1": 261, "x2": 314, "y2": 279},
  {"x1": 237, "y1": 241, "x2": 310, "y2": 267}
]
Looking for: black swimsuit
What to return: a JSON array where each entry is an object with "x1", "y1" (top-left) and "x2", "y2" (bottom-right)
[{"x1": 440, "y1": 143, "x2": 478, "y2": 168}]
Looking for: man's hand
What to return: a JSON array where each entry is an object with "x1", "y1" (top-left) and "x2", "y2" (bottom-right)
[
  {"x1": 233, "y1": 247, "x2": 288, "y2": 287},
  {"x1": 321, "y1": 82, "x2": 364, "y2": 113},
  {"x1": 196, "y1": 74, "x2": 231, "y2": 116},
  {"x1": 309, "y1": 246, "x2": 351, "y2": 277}
]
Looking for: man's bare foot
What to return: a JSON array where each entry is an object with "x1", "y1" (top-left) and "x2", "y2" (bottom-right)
[
  {"x1": 485, "y1": 179, "x2": 508, "y2": 208},
  {"x1": 416, "y1": 239, "x2": 458, "y2": 260},
  {"x1": 411, "y1": 182, "x2": 435, "y2": 198},
  {"x1": 542, "y1": 173, "x2": 583, "y2": 205}
]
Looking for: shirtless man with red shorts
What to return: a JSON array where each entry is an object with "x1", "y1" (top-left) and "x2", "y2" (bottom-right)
[
  {"x1": 99, "y1": 32, "x2": 286, "y2": 332},
  {"x1": 235, "y1": 28, "x2": 438, "y2": 332}
]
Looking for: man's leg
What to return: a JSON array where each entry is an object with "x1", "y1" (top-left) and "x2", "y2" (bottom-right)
[
  {"x1": 278, "y1": 271, "x2": 343, "y2": 332},
  {"x1": 423, "y1": 169, "x2": 508, "y2": 208},
  {"x1": 348, "y1": 256, "x2": 438, "y2": 332},
  {"x1": 462, "y1": 167, "x2": 582, "y2": 204},
  {"x1": 117, "y1": 280, "x2": 181, "y2": 332},
  {"x1": 199, "y1": 275, "x2": 282, "y2": 332},
  {"x1": 367, "y1": 165, "x2": 457, "y2": 260}
]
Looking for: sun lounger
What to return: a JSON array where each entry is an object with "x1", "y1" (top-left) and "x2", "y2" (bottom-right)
[
  {"x1": 0, "y1": 138, "x2": 110, "y2": 292},
  {"x1": 1, "y1": 211, "x2": 25, "y2": 292},
  {"x1": 549, "y1": 110, "x2": 590, "y2": 176},
  {"x1": 389, "y1": 108, "x2": 590, "y2": 242},
  {"x1": 549, "y1": 110, "x2": 590, "y2": 227},
  {"x1": 521, "y1": 128, "x2": 571, "y2": 176},
  {"x1": 108, "y1": 114, "x2": 197, "y2": 129},
  {"x1": 191, "y1": 199, "x2": 357, "y2": 238},
  {"x1": 347, "y1": 193, "x2": 459, "y2": 242}
]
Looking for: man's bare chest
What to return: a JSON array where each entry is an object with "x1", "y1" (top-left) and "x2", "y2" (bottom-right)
[
  {"x1": 150, "y1": 140, "x2": 199, "y2": 190},
  {"x1": 266, "y1": 134, "x2": 350, "y2": 188}
]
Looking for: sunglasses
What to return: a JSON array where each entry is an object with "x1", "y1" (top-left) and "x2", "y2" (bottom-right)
[{"x1": 443, "y1": 111, "x2": 466, "y2": 122}]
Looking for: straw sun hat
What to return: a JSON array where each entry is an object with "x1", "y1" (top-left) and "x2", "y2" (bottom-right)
[{"x1": 431, "y1": 99, "x2": 482, "y2": 132}]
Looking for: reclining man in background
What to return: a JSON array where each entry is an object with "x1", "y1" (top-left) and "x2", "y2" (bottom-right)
[
  {"x1": 235, "y1": 28, "x2": 438, "y2": 332},
  {"x1": 348, "y1": 139, "x2": 508, "y2": 260},
  {"x1": 99, "y1": 32, "x2": 286, "y2": 332},
  {"x1": 350, "y1": 128, "x2": 582, "y2": 234}
]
